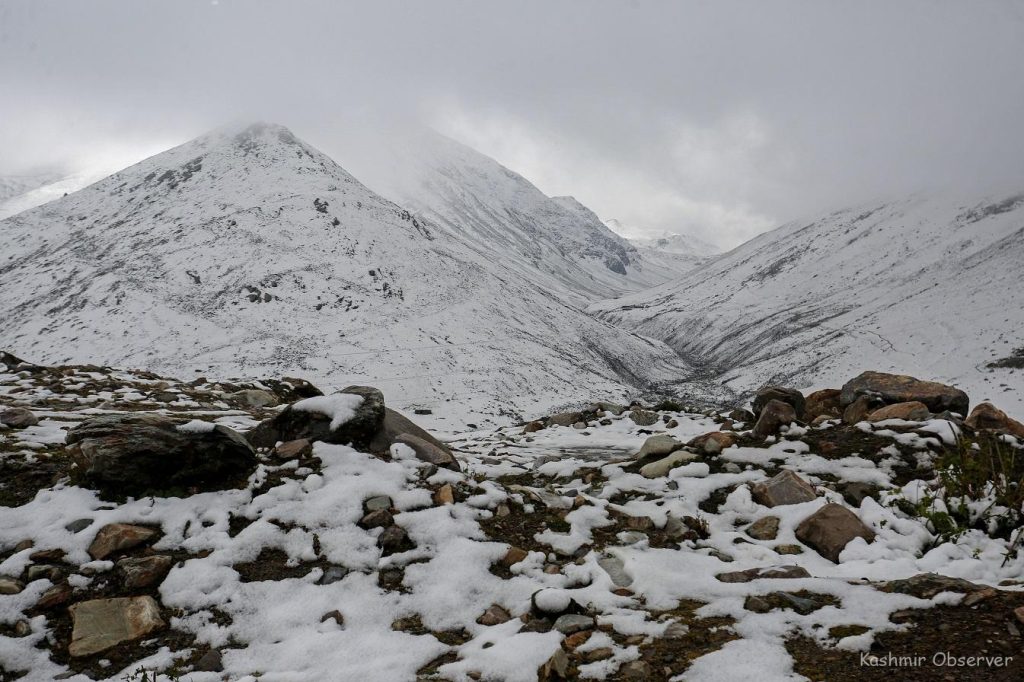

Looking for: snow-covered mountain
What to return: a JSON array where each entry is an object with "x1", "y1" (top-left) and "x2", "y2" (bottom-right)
[
  {"x1": 608, "y1": 223, "x2": 721, "y2": 277},
  {"x1": 0, "y1": 171, "x2": 67, "y2": 218},
  {"x1": 0, "y1": 123, "x2": 691, "y2": 420},
  {"x1": 329, "y1": 129, "x2": 684, "y2": 302},
  {"x1": 592, "y1": 191, "x2": 1024, "y2": 415}
]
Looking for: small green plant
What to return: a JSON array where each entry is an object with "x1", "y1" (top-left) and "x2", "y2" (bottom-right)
[
  {"x1": 936, "y1": 435, "x2": 1024, "y2": 540},
  {"x1": 652, "y1": 398, "x2": 685, "y2": 412},
  {"x1": 122, "y1": 668, "x2": 187, "y2": 682}
]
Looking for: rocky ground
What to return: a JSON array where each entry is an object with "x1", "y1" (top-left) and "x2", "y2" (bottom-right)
[{"x1": 2, "y1": 352, "x2": 1024, "y2": 681}]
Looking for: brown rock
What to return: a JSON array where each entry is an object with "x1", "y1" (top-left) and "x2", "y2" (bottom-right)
[
  {"x1": 751, "y1": 470, "x2": 817, "y2": 507},
  {"x1": 476, "y1": 604, "x2": 512, "y2": 626},
  {"x1": 840, "y1": 371, "x2": 969, "y2": 416},
  {"x1": 0, "y1": 577, "x2": 25, "y2": 594},
  {"x1": 320, "y1": 610, "x2": 345, "y2": 626},
  {"x1": 274, "y1": 438, "x2": 313, "y2": 460},
  {"x1": 538, "y1": 648, "x2": 570, "y2": 680},
  {"x1": 752, "y1": 399, "x2": 797, "y2": 438},
  {"x1": 842, "y1": 395, "x2": 878, "y2": 425},
  {"x1": 564, "y1": 630, "x2": 592, "y2": 649},
  {"x1": 747, "y1": 516, "x2": 780, "y2": 540},
  {"x1": 688, "y1": 431, "x2": 737, "y2": 454},
  {"x1": 68, "y1": 596, "x2": 165, "y2": 657},
  {"x1": 805, "y1": 389, "x2": 842, "y2": 421},
  {"x1": 359, "y1": 509, "x2": 394, "y2": 529},
  {"x1": 523, "y1": 420, "x2": 545, "y2": 433},
  {"x1": 548, "y1": 411, "x2": 584, "y2": 427},
  {"x1": 29, "y1": 548, "x2": 66, "y2": 562},
  {"x1": 118, "y1": 555, "x2": 174, "y2": 589},
  {"x1": 752, "y1": 387, "x2": 806, "y2": 419},
  {"x1": 377, "y1": 525, "x2": 412, "y2": 555},
  {"x1": 795, "y1": 503, "x2": 875, "y2": 562},
  {"x1": 35, "y1": 582, "x2": 73, "y2": 610},
  {"x1": 434, "y1": 483, "x2": 455, "y2": 505},
  {"x1": 88, "y1": 523, "x2": 158, "y2": 561},
  {"x1": 396, "y1": 433, "x2": 460, "y2": 471},
  {"x1": 0, "y1": 407, "x2": 39, "y2": 428},
  {"x1": 501, "y1": 546, "x2": 529, "y2": 567},
  {"x1": 628, "y1": 409, "x2": 658, "y2": 426},
  {"x1": 965, "y1": 403, "x2": 1024, "y2": 438},
  {"x1": 716, "y1": 565, "x2": 811, "y2": 583},
  {"x1": 194, "y1": 649, "x2": 225, "y2": 672},
  {"x1": 867, "y1": 401, "x2": 930, "y2": 422}
]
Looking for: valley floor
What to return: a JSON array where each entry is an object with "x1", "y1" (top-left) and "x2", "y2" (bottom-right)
[{"x1": 1, "y1": 361, "x2": 1023, "y2": 681}]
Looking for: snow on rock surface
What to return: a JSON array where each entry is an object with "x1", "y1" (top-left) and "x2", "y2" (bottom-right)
[
  {"x1": 1, "y1": 362, "x2": 1023, "y2": 680},
  {"x1": 592, "y1": 191, "x2": 1024, "y2": 418},
  {"x1": 0, "y1": 123, "x2": 690, "y2": 422}
]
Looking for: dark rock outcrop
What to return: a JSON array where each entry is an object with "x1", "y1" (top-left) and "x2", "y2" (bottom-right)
[
  {"x1": 840, "y1": 371, "x2": 969, "y2": 416},
  {"x1": 795, "y1": 503, "x2": 875, "y2": 562},
  {"x1": 752, "y1": 386, "x2": 806, "y2": 419},
  {"x1": 67, "y1": 415, "x2": 257, "y2": 496},
  {"x1": 752, "y1": 399, "x2": 797, "y2": 438},
  {"x1": 965, "y1": 402, "x2": 1024, "y2": 438},
  {"x1": 247, "y1": 386, "x2": 385, "y2": 449}
]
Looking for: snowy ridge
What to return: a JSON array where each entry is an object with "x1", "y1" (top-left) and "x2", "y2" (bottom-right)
[
  {"x1": 592, "y1": 192, "x2": 1024, "y2": 416},
  {"x1": 332, "y1": 129, "x2": 685, "y2": 302},
  {"x1": 0, "y1": 123, "x2": 690, "y2": 421}
]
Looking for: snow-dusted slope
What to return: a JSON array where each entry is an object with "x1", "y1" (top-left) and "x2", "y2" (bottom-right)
[
  {"x1": 0, "y1": 172, "x2": 66, "y2": 218},
  {"x1": 0, "y1": 124, "x2": 690, "y2": 420},
  {"x1": 332, "y1": 129, "x2": 683, "y2": 302},
  {"x1": 613, "y1": 225, "x2": 721, "y2": 278},
  {"x1": 593, "y1": 192, "x2": 1024, "y2": 415}
]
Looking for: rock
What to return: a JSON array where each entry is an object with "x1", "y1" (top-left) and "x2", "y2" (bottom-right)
[
  {"x1": 396, "y1": 433, "x2": 461, "y2": 471},
  {"x1": 368, "y1": 407, "x2": 453, "y2": 459},
  {"x1": 230, "y1": 389, "x2": 279, "y2": 408},
  {"x1": 359, "y1": 509, "x2": 394, "y2": 529},
  {"x1": 246, "y1": 386, "x2": 385, "y2": 449},
  {"x1": 553, "y1": 614, "x2": 594, "y2": 634},
  {"x1": 840, "y1": 371, "x2": 969, "y2": 416},
  {"x1": 476, "y1": 604, "x2": 512, "y2": 626},
  {"x1": 595, "y1": 402, "x2": 626, "y2": 416},
  {"x1": 320, "y1": 610, "x2": 345, "y2": 626},
  {"x1": 523, "y1": 420, "x2": 545, "y2": 433},
  {"x1": 716, "y1": 565, "x2": 811, "y2": 583},
  {"x1": 364, "y1": 495, "x2": 393, "y2": 512},
  {"x1": 795, "y1": 503, "x2": 875, "y2": 562},
  {"x1": 0, "y1": 407, "x2": 39, "y2": 428},
  {"x1": 118, "y1": 555, "x2": 173, "y2": 589},
  {"x1": 625, "y1": 516, "x2": 655, "y2": 531},
  {"x1": 965, "y1": 403, "x2": 1024, "y2": 438},
  {"x1": 752, "y1": 387, "x2": 806, "y2": 419},
  {"x1": 27, "y1": 564, "x2": 63, "y2": 582},
  {"x1": 0, "y1": 576, "x2": 25, "y2": 594},
  {"x1": 29, "y1": 548, "x2": 65, "y2": 562},
  {"x1": 538, "y1": 648, "x2": 570, "y2": 680},
  {"x1": 775, "y1": 544, "x2": 803, "y2": 555},
  {"x1": 842, "y1": 395, "x2": 879, "y2": 425},
  {"x1": 433, "y1": 483, "x2": 455, "y2": 505},
  {"x1": 273, "y1": 438, "x2": 313, "y2": 460},
  {"x1": 634, "y1": 434, "x2": 681, "y2": 463},
  {"x1": 619, "y1": 660, "x2": 654, "y2": 681},
  {"x1": 548, "y1": 411, "x2": 584, "y2": 427},
  {"x1": 68, "y1": 596, "x2": 165, "y2": 657},
  {"x1": 751, "y1": 470, "x2": 817, "y2": 507},
  {"x1": 500, "y1": 546, "x2": 529, "y2": 567},
  {"x1": 377, "y1": 525, "x2": 412, "y2": 555},
  {"x1": 688, "y1": 431, "x2": 738, "y2": 455},
  {"x1": 414, "y1": 408, "x2": 432, "y2": 415},
  {"x1": 640, "y1": 450, "x2": 697, "y2": 478},
  {"x1": 317, "y1": 565, "x2": 349, "y2": 585},
  {"x1": 804, "y1": 389, "x2": 842, "y2": 421},
  {"x1": 628, "y1": 409, "x2": 658, "y2": 426},
  {"x1": 65, "y1": 518, "x2": 93, "y2": 534},
  {"x1": 867, "y1": 401, "x2": 930, "y2": 422},
  {"x1": 881, "y1": 573, "x2": 989, "y2": 598},
  {"x1": 35, "y1": 582, "x2": 73, "y2": 610},
  {"x1": 66, "y1": 414, "x2": 257, "y2": 496},
  {"x1": 531, "y1": 588, "x2": 583, "y2": 616},
  {"x1": 811, "y1": 415, "x2": 833, "y2": 426},
  {"x1": 839, "y1": 482, "x2": 879, "y2": 507},
  {"x1": 88, "y1": 524, "x2": 158, "y2": 560},
  {"x1": 194, "y1": 649, "x2": 224, "y2": 672},
  {"x1": 752, "y1": 399, "x2": 797, "y2": 438},
  {"x1": 746, "y1": 516, "x2": 780, "y2": 540}
]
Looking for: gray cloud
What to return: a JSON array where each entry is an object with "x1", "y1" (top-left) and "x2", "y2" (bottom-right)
[{"x1": 2, "y1": 0, "x2": 1023, "y2": 247}]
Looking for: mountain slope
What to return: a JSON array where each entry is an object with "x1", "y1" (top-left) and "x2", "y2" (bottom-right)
[
  {"x1": 592, "y1": 191, "x2": 1024, "y2": 415},
  {"x1": 615, "y1": 225, "x2": 721, "y2": 278},
  {"x1": 331, "y1": 129, "x2": 683, "y2": 302},
  {"x1": 0, "y1": 123, "x2": 690, "y2": 420}
]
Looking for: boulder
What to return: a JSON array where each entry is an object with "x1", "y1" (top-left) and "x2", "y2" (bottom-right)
[
  {"x1": 229, "y1": 388, "x2": 278, "y2": 408},
  {"x1": 246, "y1": 386, "x2": 385, "y2": 449},
  {"x1": 752, "y1": 387, "x2": 806, "y2": 419},
  {"x1": 368, "y1": 408, "x2": 454, "y2": 461},
  {"x1": 964, "y1": 403, "x2": 1024, "y2": 438},
  {"x1": 628, "y1": 409, "x2": 658, "y2": 427},
  {"x1": 795, "y1": 503, "x2": 875, "y2": 562},
  {"x1": 395, "y1": 433, "x2": 460, "y2": 471},
  {"x1": 751, "y1": 470, "x2": 817, "y2": 507},
  {"x1": 867, "y1": 401, "x2": 930, "y2": 422},
  {"x1": 548, "y1": 411, "x2": 585, "y2": 427},
  {"x1": 118, "y1": 555, "x2": 174, "y2": 589},
  {"x1": 752, "y1": 399, "x2": 797, "y2": 438},
  {"x1": 66, "y1": 414, "x2": 257, "y2": 496},
  {"x1": 688, "y1": 431, "x2": 737, "y2": 454},
  {"x1": 716, "y1": 565, "x2": 810, "y2": 583},
  {"x1": 746, "y1": 516, "x2": 780, "y2": 540},
  {"x1": 842, "y1": 395, "x2": 879, "y2": 425},
  {"x1": 88, "y1": 523, "x2": 158, "y2": 560},
  {"x1": 68, "y1": 596, "x2": 165, "y2": 657},
  {"x1": 273, "y1": 438, "x2": 313, "y2": 460},
  {"x1": 0, "y1": 407, "x2": 39, "y2": 428},
  {"x1": 477, "y1": 604, "x2": 512, "y2": 626},
  {"x1": 804, "y1": 389, "x2": 842, "y2": 421},
  {"x1": 523, "y1": 420, "x2": 545, "y2": 433},
  {"x1": 728, "y1": 408, "x2": 756, "y2": 424},
  {"x1": 840, "y1": 371, "x2": 969, "y2": 416},
  {"x1": 640, "y1": 450, "x2": 697, "y2": 478},
  {"x1": 634, "y1": 434, "x2": 681, "y2": 463}
]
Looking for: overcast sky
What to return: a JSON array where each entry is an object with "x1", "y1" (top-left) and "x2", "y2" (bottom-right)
[{"x1": 2, "y1": 1, "x2": 1023, "y2": 247}]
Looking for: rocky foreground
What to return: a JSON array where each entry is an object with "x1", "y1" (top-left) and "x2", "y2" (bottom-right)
[{"x1": 1, "y1": 352, "x2": 1024, "y2": 681}]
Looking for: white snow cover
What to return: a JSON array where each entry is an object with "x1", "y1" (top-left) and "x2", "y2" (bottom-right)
[
  {"x1": 593, "y1": 191, "x2": 1024, "y2": 418},
  {"x1": 291, "y1": 393, "x2": 364, "y2": 430}
]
